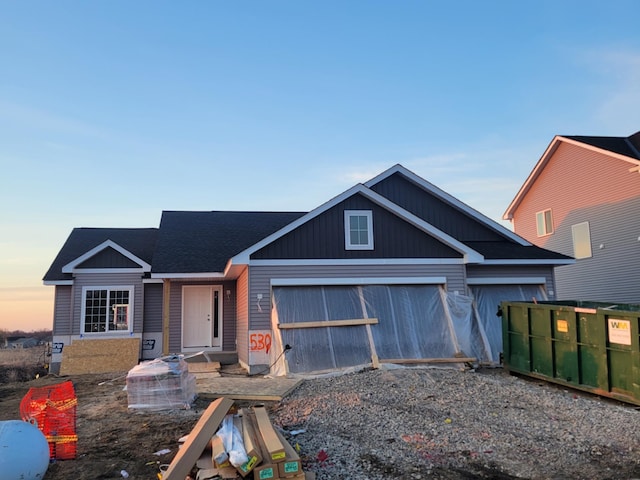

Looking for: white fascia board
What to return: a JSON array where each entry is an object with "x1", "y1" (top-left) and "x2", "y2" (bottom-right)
[
  {"x1": 62, "y1": 239, "x2": 151, "y2": 273},
  {"x1": 271, "y1": 276, "x2": 447, "y2": 286},
  {"x1": 43, "y1": 280, "x2": 73, "y2": 286},
  {"x1": 232, "y1": 183, "x2": 483, "y2": 266},
  {"x1": 481, "y1": 259, "x2": 575, "y2": 265},
  {"x1": 467, "y1": 277, "x2": 547, "y2": 285},
  {"x1": 151, "y1": 272, "x2": 226, "y2": 279},
  {"x1": 251, "y1": 258, "x2": 465, "y2": 266},
  {"x1": 366, "y1": 164, "x2": 530, "y2": 246},
  {"x1": 143, "y1": 278, "x2": 164, "y2": 284}
]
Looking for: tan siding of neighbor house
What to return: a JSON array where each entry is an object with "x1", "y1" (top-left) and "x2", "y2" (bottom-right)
[{"x1": 512, "y1": 141, "x2": 640, "y2": 302}]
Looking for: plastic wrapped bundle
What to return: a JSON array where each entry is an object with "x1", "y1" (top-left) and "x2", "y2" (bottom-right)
[{"x1": 126, "y1": 355, "x2": 196, "y2": 410}]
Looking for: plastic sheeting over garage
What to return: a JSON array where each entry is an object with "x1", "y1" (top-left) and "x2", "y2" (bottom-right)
[{"x1": 270, "y1": 283, "x2": 547, "y2": 376}]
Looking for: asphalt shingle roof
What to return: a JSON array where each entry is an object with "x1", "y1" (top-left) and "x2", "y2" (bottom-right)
[
  {"x1": 151, "y1": 211, "x2": 306, "y2": 273},
  {"x1": 465, "y1": 241, "x2": 572, "y2": 261},
  {"x1": 43, "y1": 228, "x2": 159, "y2": 282},
  {"x1": 565, "y1": 132, "x2": 640, "y2": 160}
]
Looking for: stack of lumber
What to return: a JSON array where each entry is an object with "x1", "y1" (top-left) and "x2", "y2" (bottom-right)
[{"x1": 162, "y1": 398, "x2": 314, "y2": 480}]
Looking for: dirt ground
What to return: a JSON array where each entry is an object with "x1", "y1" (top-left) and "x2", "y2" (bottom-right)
[{"x1": 0, "y1": 368, "x2": 223, "y2": 480}]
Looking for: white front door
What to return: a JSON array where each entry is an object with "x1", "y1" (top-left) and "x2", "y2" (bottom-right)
[{"x1": 182, "y1": 285, "x2": 223, "y2": 351}]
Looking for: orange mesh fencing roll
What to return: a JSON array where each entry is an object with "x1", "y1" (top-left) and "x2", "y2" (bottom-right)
[{"x1": 20, "y1": 380, "x2": 78, "y2": 460}]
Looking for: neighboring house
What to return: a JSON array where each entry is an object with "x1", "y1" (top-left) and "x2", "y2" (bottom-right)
[
  {"x1": 504, "y1": 131, "x2": 640, "y2": 303},
  {"x1": 6, "y1": 337, "x2": 39, "y2": 349},
  {"x1": 44, "y1": 164, "x2": 571, "y2": 375}
]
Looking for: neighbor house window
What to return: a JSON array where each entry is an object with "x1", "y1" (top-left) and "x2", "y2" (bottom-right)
[
  {"x1": 536, "y1": 209, "x2": 553, "y2": 236},
  {"x1": 345, "y1": 210, "x2": 374, "y2": 250},
  {"x1": 82, "y1": 287, "x2": 133, "y2": 333},
  {"x1": 572, "y1": 222, "x2": 592, "y2": 259}
]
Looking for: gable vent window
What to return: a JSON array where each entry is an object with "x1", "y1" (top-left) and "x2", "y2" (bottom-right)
[
  {"x1": 536, "y1": 209, "x2": 553, "y2": 237},
  {"x1": 82, "y1": 287, "x2": 133, "y2": 334},
  {"x1": 345, "y1": 210, "x2": 373, "y2": 250},
  {"x1": 572, "y1": 222, "x2": 593, "y2": 259}
]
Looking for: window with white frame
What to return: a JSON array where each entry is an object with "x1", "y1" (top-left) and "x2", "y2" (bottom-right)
[
  {"x1": 344, "y1": 210, "x2": 374, "y2": 250},
  {"x1": 536, "y1": 209, "x2": 553, "y2": 236},
  {"x1": 571, "y1": 222, "x2": 592, "y2": 259},
  {"x1": 82, "y1": 287, "x2": 133, "y2": 333}
]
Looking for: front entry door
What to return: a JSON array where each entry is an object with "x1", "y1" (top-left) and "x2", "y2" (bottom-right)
[{"x1": 182, "y1": 285, "x2": 223, "y2": 351}]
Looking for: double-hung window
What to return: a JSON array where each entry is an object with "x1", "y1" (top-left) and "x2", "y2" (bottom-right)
[
  {"x1": 344, "y1": 210, "x2": 374, "y2": 250},
  {"x1": 82, "y1": 287, "x2": 133, "y2": 333},
  {"x1": 536, "y1": 209, "x2": 553, "y2": 237}
]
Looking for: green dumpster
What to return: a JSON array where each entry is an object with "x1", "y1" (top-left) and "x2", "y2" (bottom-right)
[{"x1": 501, "y1": 300, "x2": 640, "y2": 406}]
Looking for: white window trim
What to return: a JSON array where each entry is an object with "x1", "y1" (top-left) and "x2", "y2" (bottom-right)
[
  {"x1": 344, "y1": 210, "x2": 374, "y2": 250},
  {"x1": 571, "y1": 221, "x2": 593, "y2": 259},
  {"x1": 536, "y1": 209, "x2": 554, "y2": 237},
  {"x1": 81, "y1": 286, "x2": 134, "y2": 335}
]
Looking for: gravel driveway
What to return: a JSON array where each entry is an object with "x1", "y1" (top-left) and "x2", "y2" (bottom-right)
[{"x1": 268, "y1": 366, "x2": 640, "y2": 479}]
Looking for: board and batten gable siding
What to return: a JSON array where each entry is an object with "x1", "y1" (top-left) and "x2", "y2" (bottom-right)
[
  {"x1": 71, "y1": 272, "x2": 145, "y2": 334},
  {"x1": 370, "y1": 172, "x2": 505, "y2": 241},
  {"x1": 143, "y1": 283, "x2": 163, "y2": 332},
  {"x1": 252, "y1": 193, "x2": 463, "y2": 260},
  {"x1": 52, "y1": 285, "x2": 73, "y2": 335},
  {"x1": 76, "y1": 247, "x2": 142, "y2": 269},
  {"x1": 248, "y1": 264, "x2": 466, "y2": 331},
  {"x1": 511, "y1": 141, "x2": 640, "y2": 303},
  {"x1": 167, "y1": 280, "x2": 238, "y2": 353},
  {"x1": 236, "y1": 268, "x2": 250, "y2": 366}
]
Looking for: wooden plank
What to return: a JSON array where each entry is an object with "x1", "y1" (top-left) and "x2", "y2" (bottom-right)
[
  {"x1": 162, "y1": 397, "x2": 234, "y2": 480},
  {"x1": 278, "y1": 318, "x2": 378, "y2": 329},
  {"x1": 253, "y1": 406, "x2": 286, "y2": 462},
  {"x1": 380, "y1": 357, "x2": 477, "y2": 364},
  {"x1": 187, "y1": 362, "x2": 221, "y2": 373},
  {"x1": 60, "y1": 338, "x2": 140, "y2": 375}
]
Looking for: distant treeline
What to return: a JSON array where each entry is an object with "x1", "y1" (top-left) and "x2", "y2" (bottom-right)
[{"x1": 1, "y1": 329, "x2": 52, "y2": 343}]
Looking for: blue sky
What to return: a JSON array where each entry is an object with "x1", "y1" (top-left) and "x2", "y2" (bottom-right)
[{"x1": 1, "y1": 1, "x2": 639, "y2": 330}]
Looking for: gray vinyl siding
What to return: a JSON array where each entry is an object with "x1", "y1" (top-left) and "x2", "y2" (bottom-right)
[
  {"x1": 167, "y1": 280, "x2": 238, "y2": 353},
  {"x1": 236, "y1": 268, "x2": 250, "y2": 365},
  {"x1": 252, "y1": 193, "x2": 462, "y2": 260},
  {"x1": 72, "y1": 272, "x2": 145, "y2": 334},
  {"x1": 465, "y1": 265, "x2": 556, "y2": 299},
  {"x1": 143, "y1": 283, "x2": 163, "y2": 332},
  {"x1": 550, "y1": 196, "x2": 640, "y2": 303},
  {"x1": 52, "y1": 285, "x2": 73, "y2": 335},
  {"x1": 248, "y1": 263, "x2": 466, "y2": 331},
  {"x1": 370, "y1": 172, "x2": 505, "y2": 241}
]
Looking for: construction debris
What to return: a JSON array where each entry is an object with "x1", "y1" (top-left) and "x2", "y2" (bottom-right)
[{"x1": 162, "y1": 397, "x2": 315, "y2": 480}]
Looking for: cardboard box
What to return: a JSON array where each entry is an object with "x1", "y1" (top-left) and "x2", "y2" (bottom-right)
[
  {"x1": 253, "y1": 406, "x2": 286, "y2": 463},
  {"x1": 274, "y1": 429, "x2": 302, "y2": 478},
  {"x1": 211, "y1": 433, "x2": 229, "y2": 467},
  {"x1": 236, "y1": 410, "x2": 262, "y2": 477}
]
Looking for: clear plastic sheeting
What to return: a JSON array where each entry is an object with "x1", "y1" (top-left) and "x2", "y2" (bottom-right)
[
  {"x1": 271, "y1": 285, "x2": 477, "y2": 376},
  {"x1": 126, "y1": 355, "x2": 196, "y2": 410},
  {"x1": 469, "y1": 284, "x2": 548, "y2": 364}
]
